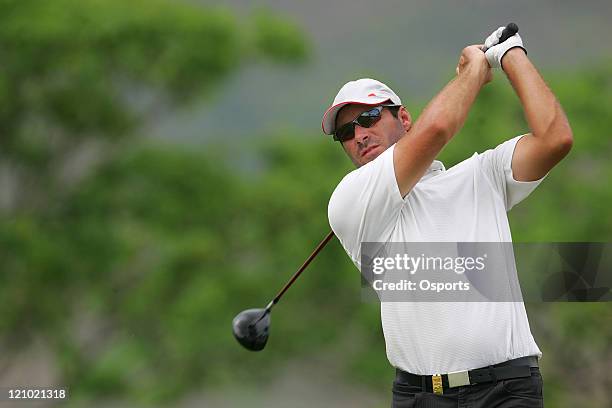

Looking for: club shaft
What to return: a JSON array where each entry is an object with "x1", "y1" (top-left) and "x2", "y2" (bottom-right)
[
  {"x1": 269, "y1": 230, "x2": 335, "y2": 309},
  {"x1": 249, "y1": 230, "x2": 336, "y2": 328}
]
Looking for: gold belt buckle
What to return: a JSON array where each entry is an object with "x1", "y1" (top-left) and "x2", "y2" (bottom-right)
[{"x1": 431, "y1": 374, "x2": 443, "y2": 395}]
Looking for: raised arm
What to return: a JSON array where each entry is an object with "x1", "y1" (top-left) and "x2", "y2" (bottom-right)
[
  {"x1": 393, "y1": 45, "x2": 491, "y2": 197},
  {"x1": 501, "y1": 48, "x2": 573, "y2": 181}
]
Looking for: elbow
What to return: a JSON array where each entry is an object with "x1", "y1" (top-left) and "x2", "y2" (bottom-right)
[
  {"x1": 428, "y1": 120, "x2": 453, "y2": 144},
  {"x1": 541, "y1": 115, "x2": 573, "y2": 158},
  {"x1": 547, "y1": 129, "x2": 573, "y2": 160},
  {"x1": 409, "y1": 119, "x2": 450, "y2": 148},
  {"x1": 553, "y1": 110, "x2": 574, "y2": 155},
  {"x1": 556, "y1": 127, "x2": 574, "y2": 156},
  {"x1": 560, "y1": 134, "x2": 573, "y2": 156}
]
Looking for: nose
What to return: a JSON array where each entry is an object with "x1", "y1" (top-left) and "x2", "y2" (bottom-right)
[{"x1": 353, "y1": 124, "x2": 369, "y2": 144}]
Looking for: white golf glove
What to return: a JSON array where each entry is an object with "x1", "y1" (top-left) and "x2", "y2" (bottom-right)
[{"x1": 483, "y1": 26, "x2": 526, "y2": 70}]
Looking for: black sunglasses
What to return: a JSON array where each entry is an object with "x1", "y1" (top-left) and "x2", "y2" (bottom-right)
[{"x1": 333, "y1": 105, "x2": 400, "y2": 142}]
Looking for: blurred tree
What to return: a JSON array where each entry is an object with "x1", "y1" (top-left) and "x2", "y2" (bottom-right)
[
  {"x1": 0, "y1": 0, "x2": 310, "y2": 403},
  {"x1": 0, "y1": 0, "x2": 308, "y2": 212}
]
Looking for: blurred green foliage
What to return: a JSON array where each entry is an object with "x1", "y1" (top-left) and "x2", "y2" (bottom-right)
[{"x1": 0, "y1": 1, "x2": 610, "y2": 407}]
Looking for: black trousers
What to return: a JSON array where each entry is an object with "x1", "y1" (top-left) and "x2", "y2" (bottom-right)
[{"x1": 392, "y1": 367, "x2": 543, "y2": 408}]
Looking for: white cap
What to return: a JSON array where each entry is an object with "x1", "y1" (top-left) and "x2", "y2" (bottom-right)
[{"x1": 321, "y1": 78, "x2": 402, "y2": 135}]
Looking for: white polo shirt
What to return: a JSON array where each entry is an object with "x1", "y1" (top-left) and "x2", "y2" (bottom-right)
[{"x1": 328, "y1": 135, "x2": 544, "y2": 375}]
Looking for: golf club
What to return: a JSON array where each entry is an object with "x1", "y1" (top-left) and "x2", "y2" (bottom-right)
[{"x1": 232, "y1": 230, "x2": 335, "y2": 351}]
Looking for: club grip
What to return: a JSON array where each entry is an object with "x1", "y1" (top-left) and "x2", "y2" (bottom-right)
[{"x1": 498, "y1": 23, "x2": 519, "y2": 43}]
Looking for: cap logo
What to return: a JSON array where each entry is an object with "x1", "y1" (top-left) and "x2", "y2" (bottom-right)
[{"x1": 368, "y1": 93, "x2": 376, "y2": 97}]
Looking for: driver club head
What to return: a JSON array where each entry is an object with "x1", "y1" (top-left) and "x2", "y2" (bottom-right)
[{"x1": 232, "y1": 308, "x2": 271, "y2": 351}]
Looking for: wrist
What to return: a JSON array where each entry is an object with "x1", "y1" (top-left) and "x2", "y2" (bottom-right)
[
  {"x1": 463, "y1": 60, "x2": 490, "y2": 86},
  {"x1": 501, "y1": 46, "x2": 527, "y2": 71},
  {"x1": 463, "y1": 60, "x2": 489, "y2": 80}
]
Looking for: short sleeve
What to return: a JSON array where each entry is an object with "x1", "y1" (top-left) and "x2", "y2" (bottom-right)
[
  {"x1": 478, "y1": 135, "x2": 548, "y2": 211},
  {"x1": 328, "y1": 144, "x2": 404, "y2": 259}
]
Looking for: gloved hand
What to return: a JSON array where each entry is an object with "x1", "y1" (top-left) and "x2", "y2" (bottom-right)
[{"x1": 483, "y1": 26, "x2": 526, "y2": 70}]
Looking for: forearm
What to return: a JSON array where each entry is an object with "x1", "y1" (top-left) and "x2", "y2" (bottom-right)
[
  {"x1": 502, "y1": 48, "x2": 573, "y2": 145},
  {"x1": 393, "y1": 50, "x2": 489, "y2": 197},
  {"x1": 413, "y1": 62, "x2": 489, "y2": 142}
]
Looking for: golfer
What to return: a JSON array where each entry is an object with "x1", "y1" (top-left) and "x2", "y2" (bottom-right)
[{"x1": 323, "y1": 27, "x2": 572, "y2": 407}]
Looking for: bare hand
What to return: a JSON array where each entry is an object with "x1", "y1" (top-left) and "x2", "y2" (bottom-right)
[{"x1": 455, "y1": 44, "x2": 492, "y2": 85}]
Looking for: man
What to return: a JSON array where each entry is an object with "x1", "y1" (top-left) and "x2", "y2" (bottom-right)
[{"x1": 323, "y1": 27, "x2": 572, "y2": 407}]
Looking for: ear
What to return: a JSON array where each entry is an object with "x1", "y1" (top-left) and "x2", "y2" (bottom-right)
[{"x1": 398, "y1": 106, "x2": 412, "y2": 131}]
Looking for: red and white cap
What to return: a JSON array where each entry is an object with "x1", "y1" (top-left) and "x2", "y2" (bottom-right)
[{"x1": 321, "y1": 78, "x2": 402, "y2": 135}]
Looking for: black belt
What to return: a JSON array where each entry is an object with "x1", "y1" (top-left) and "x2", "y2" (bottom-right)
[{"x1": 395, "y1": 356, "x2": 539, "y2": 395}]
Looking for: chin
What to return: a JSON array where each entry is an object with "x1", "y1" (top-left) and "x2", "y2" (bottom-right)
[{"x1": 356, "y1": 153, "x2": 378, "y2": 167}]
